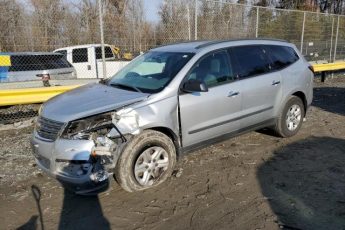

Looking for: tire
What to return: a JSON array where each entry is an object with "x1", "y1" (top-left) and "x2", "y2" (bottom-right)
[
  {"x1": 274, "y1": 96, "x2": 305, "y2": 138},
  {"x1": 114, "y1": 130, "x2": 176, "y2": 192}
]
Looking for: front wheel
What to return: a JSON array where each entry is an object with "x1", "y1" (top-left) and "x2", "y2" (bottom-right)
[
  {"x1": 115, "y1": 130, "x2": 176, "y2": 192},
  {"x1": 274, "y1": 96, "x2": 305, "y2": 137}
]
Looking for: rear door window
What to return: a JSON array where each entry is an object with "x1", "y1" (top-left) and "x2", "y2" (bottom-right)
[
  {"x1": 72, "y1": 48, "x2": 88, "y2": 63},
  {"x1": 95, "y1": 46, "x2": 114, "y2": 59},
  {"x1": 44, "y1": 54, "x2": 72, "y2": 69},
  {"x1": 231, "y1": 45, "x2": 271, "y2": 79},
  {"x1": 55, "y1": 50, "x2": 67, "y2": 59}
]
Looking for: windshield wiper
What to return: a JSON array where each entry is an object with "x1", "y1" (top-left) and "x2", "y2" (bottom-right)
[{"x1": 109, "y1": 83, "x2": 142, "y2": 93}]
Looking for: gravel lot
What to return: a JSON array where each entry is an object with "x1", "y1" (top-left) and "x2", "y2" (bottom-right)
[{"x1": 0, "y1": 77, "x2": 344, "y2": 230}]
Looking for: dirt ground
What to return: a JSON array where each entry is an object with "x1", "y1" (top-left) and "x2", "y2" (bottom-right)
[{"x1": 0, "y1": 76, "x2": 345, "y2": 230}]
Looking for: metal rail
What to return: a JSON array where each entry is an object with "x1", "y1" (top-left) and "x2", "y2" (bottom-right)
[
  {"x1": 312, "y1": 62, "x2": 345, "y2": 72},
  {"x1": 0, "y1": 85, "x2": 81, "y2": 106},
  {"x1": 312, "y1": 62, "x2": 345, "y2": 82}
]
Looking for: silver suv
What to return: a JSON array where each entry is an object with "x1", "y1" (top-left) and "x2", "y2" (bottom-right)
[{"x1": 31, "y1": 39, "x2": 313, "y2": 194}]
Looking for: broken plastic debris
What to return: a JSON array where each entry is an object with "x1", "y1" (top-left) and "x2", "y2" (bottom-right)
[
  {"x1": 172, "y1": 168, "x2": 183, "y2": 178},
  {"x1": 92, "y1": 136, "x2": 115, "y2": 156},
  {"x1": 90, "y1": 170, "x2": 109, "y2": 183},
  {"x1": 92, "y1": 146, "x2": 112, "y2": 156}
]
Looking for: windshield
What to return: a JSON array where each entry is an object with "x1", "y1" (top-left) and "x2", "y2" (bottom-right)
[{"x1": 108, "y1": 51, "x2": 194, "y2": 93}]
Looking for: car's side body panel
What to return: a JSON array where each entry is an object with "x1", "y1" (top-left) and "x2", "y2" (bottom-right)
[
  {"x1": 179, "y1": 81, "x2": 242, "y2": 147},
  {"x1": 238, "y1": 71, "x2": 282, "y2": 128}
]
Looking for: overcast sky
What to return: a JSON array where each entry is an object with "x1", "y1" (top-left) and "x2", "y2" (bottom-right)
[
  {"x1": 20, "y1": 0, "x2": 163, "y2": 22},
  {"x1": 143, "y1": 0, "x2": 162, "y2": 23}
]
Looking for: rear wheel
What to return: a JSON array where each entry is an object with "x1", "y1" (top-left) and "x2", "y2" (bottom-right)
[
  {"x1": 274, "y1": 96, "x2": 305, "y2": 137},
  {"x1": 115, "y1": 130, "x2": 176, "y2": 192}
]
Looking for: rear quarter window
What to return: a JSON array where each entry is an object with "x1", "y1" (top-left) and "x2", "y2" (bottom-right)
[
  {"x1": 95, "y1": 46, "x2": 114, "y2": 59},
  {"x1": 55, "y1": 50, "x2": 67, "y2": 59},
  {"x1": 9, "y1": 54, "x2": 72, "y2": 72},
  {"x1": 231, "y1": 45, "x2": 271, "y2": 78},
  {"x1": 265, "y1": 45, "x2": 299, "y2": 70}
]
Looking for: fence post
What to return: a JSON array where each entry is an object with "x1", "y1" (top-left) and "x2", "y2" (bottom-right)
[
  {"x1": 255, "y1": 7, "x2": 259, "y2": 38},
  {"x1": 98, "y1": 0, "x2": 106, "y2": 79},
  {"x1": 187, "y1": 5, "x2": 191, "y2": 40},
  {"x1": 194, "y1": 0, "x2": 198, "y2": 40},
  {"x1": 300, "y1": 11, "x2": 306, "y2": 53},
  {"x1": 333, "y1": 16, "x2": 340, "y2": 62},
  {"x1": 329, "y1": 17, "x2": 334, "y2": 62}
]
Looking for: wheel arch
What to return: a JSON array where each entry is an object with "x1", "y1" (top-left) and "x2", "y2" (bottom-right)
[
  {"x1": 146, "y1": 126, "x2": 181, "y2": 155},
  {"x1": 292, "y1": 91, "x2": 307, "y2": 115}
]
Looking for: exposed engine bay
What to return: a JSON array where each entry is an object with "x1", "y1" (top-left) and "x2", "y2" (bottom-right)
[{"x1": 54, "y1": 108, "x2": 140, "y2": 185}]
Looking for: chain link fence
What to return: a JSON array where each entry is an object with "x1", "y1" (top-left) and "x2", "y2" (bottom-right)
[
  {"x1": 1, "y1": 0, "x2": 345, "y2": 123},
  {"x1": 196, "y1": 1, "x2": 345, "y2": 63}
]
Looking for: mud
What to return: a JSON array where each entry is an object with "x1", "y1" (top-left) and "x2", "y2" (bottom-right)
[{"x1": 0, "y1": 77, "x2": 344, "y2": 230}]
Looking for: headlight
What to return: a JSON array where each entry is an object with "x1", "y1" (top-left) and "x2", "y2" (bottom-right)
[
  {"x1": 61, "y1": 112, "x2": 113, "y2": 140},
  {"x1": 61, "y1": 108, "x2": 140, "y2": 140}
]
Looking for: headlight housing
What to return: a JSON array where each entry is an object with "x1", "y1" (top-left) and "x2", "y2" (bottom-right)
[
  {"x1": 61, "y1": 108, "x2": 140, "y2": 140},
  {"x1": 61, "y1": 112, "x2": 113, "y2": 140}
]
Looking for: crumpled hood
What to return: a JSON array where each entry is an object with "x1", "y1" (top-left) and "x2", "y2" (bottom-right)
[{"x1": 41, "y1": 83, "x2": 149, "y2": 122}]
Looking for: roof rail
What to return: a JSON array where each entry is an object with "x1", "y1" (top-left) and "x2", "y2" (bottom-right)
[
  {"x1": 152, "y1": 40, "x2": 210, "y2": 50},
  {"x1": 195, "y1": 38, "x2": 288, "y2": 49}
]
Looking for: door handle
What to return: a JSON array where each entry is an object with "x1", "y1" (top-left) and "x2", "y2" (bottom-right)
[
  {"x1": 87, "y1": 65, "x2": 91, "y2": 70},
  {"x1": 272, "y1": 80, "x2": 280, "y2": 86},
  {"x1": 228, "y1": 91, "x2": 240, "y2": 97}
]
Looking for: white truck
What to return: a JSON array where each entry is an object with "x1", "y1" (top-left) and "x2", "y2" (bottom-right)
[{"x1": 54, "y1": 44, "x2": 129, "y2": 79}]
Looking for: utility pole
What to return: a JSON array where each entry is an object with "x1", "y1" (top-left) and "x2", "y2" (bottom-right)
[
  {"x1": 98, "y1": 0, "x2": 106, "y2": 79},
  {"x1": 333, "y1": 16, "x2": 340, "y2": 62},
  {"x1": 194, "y1": 0, "x2": 198, "y2": 40},
  {"x1": 300, "y1": 12, "x2": 306, "y2": 53},
  {"x1": 187, "y1": 5, "x2": 191, "y2": 40},
  {"x1": 255, "y1": 7, "x2": 259, "y2": 38},
  {"x1": 329, "y1": 17, "x2": 334, "y2": 62}
]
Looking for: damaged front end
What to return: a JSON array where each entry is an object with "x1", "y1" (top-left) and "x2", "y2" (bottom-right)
[{"x1": 42, "y1": 108, "x2": 140, "y2": 194}]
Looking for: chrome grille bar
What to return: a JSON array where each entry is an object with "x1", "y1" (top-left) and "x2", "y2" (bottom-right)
[{"x1": 36, "y1": 116, "x2": 64, "y2": 141}]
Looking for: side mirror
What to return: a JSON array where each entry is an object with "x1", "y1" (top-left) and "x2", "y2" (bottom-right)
[{"x1": 182, "y1": 79, "x2": 208, "y2": 93}]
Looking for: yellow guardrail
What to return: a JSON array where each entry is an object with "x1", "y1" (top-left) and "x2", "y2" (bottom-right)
[
  {"x1": 0, "y1": 85, "x2": 81, "y2": 106},
  {"x1": 312, "y1": 61, "x2": 345, "y2": 72},
  {"x1": 0, "y1": 55, "x2": 11, "y2": 66}
]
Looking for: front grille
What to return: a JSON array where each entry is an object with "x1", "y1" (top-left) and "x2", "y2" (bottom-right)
[{"x1": 36, "y1": 116, "x2": 64, "y2": 141}]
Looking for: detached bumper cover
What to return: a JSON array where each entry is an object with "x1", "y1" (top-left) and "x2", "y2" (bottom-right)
[{"x1": 31, "y1": 133, "x2": 110, "y2": 193}]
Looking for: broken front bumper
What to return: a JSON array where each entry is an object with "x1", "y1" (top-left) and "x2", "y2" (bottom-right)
[{"x1": 30, "y1": 132, "x2": 111, "y2": 194}]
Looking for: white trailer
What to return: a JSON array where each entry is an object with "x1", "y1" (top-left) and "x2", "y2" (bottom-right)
[{"x1": 54, "y1": 44, "x2": 129, "y2": 79}]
